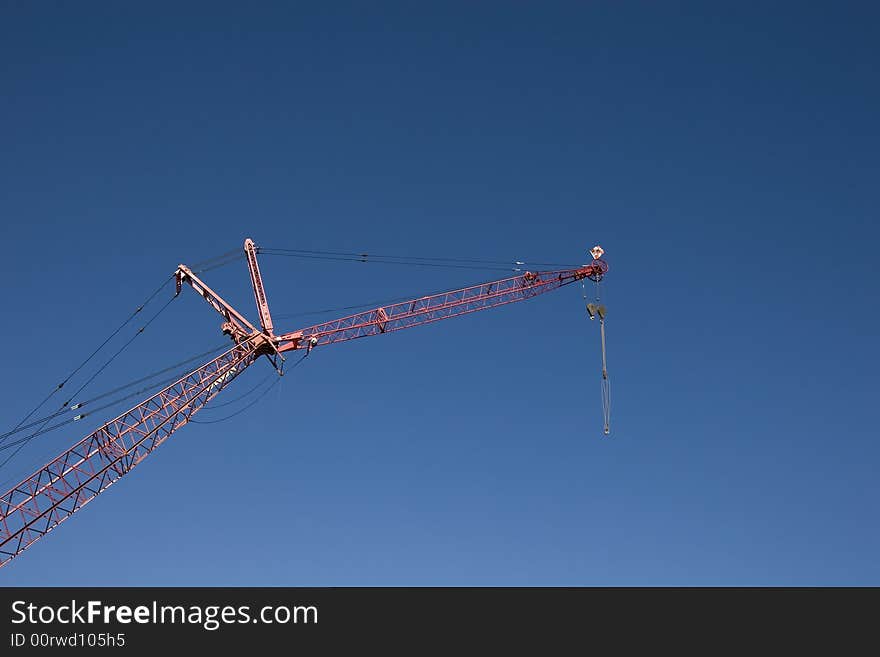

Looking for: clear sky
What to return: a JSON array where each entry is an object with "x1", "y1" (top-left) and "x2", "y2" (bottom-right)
[{"x1": 1, "y1": 2, "x2": 877, "y2": 585}]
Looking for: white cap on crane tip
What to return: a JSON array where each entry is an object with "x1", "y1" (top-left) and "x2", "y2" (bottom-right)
[{"x1": 590, "y1": 245, "x2": 604, "y2": 260}]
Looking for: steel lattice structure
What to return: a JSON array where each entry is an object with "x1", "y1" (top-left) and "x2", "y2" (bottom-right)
[
  {"x1": 0, "y1": 343, "x2": 256, "y2": 565},
  {"x1": 0, "y1": 238, "x2": 607, "y2": 567},
  {"x1": 275, "y1": 268, "x2": 601, "y2": 352}
]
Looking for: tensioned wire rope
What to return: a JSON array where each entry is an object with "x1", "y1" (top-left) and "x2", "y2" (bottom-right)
[
  {"x1": 0, "y1": 244, "x2": 584, "y2": 473},
  {"x1": 0, "y1": 342, "x2": 231, "y2": 448},
  {"x1": 261, "y1": 247, "x2": 585, "y2": 320},
  {"x1": 257, "y1": 246, "x2": 582, "y2": 273},
  {"x1": 0, "y1": 248, "x2": 248, "y2": 475}
]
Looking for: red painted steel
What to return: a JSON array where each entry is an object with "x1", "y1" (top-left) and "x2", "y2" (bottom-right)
[
  {"x1": 274, "y1": 265, "x2": 604, "y2": 353},
  {"x1": 0, "y1": 238, "x2": 607, "y2": 568},
  {"x1": 0, "y1": 342, "x2": 257, "y2": 567},
  {"x1": 175, "y1": 264, "x2": 258, "y2": 341},
  {"x1": 244, "y1": 238, "x2": 274, "y2": 335}
]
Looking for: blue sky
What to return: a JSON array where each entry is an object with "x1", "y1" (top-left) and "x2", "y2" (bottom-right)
[{"x1": 1, "y1": 2, "x2": 877, "y2": 585}]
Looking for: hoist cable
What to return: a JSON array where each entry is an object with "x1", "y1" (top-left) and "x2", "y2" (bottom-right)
[
  {"x1": 601, "y1": 378, "x2": 611, "y2": 436},
  {"x1": 600, "y1": 317, "x2": 611, "y2": 435},
  {"x1": 583, "y1": 276, "x2": 610, "y2": 435},
  {"x1": 592, "y1": 275, "x2": 610, "y2": 434}
]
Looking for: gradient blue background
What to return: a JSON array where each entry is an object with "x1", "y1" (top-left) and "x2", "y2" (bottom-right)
[{"x1": 1, "y1": 2, "x2": 877, "y2": 585}]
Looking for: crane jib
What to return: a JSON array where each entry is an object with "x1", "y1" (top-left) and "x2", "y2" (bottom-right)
[{"x1": 0, "y1": 239, "x2": 609, "y2": 567}]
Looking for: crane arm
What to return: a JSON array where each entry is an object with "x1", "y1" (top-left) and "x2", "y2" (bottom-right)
[
  {"x1": 244, "y1": 238, "x2": 275, "y2": 335},
  {"x1": 175, "y1": 264, "x2": 259, "y2": 340},
  {"x1": 274, "y1": 263, "x2": 606, "y2": 353},
  {"x1": 0, "y1": 341, "x2": 258, "y2": 567},
  {"x1": 0, "y1": 239, "x2": 608, "y2": 568}
]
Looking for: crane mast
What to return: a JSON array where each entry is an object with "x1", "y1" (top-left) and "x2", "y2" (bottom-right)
[{"x1": 0, "y1": 238, "x2": 608, "y2": 567}]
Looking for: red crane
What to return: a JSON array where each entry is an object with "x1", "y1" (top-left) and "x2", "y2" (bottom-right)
[{"x1": 0, "y1": 239, "x2": 609, "y2": 568}]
